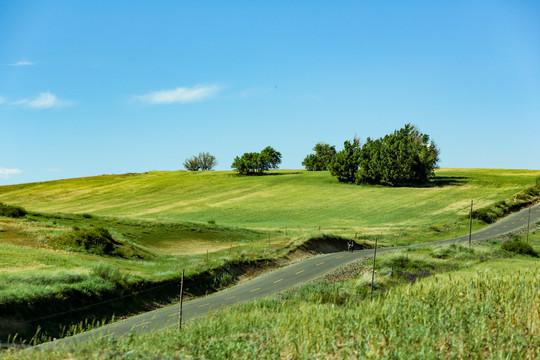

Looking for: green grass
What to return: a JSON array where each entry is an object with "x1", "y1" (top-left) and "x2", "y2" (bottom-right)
[
  {"x1": 1, "y1": 169, "x2": 538, "y2": 242},
  {"x1": 10, "y1": 241, "x2": 539, "y2": 359}
]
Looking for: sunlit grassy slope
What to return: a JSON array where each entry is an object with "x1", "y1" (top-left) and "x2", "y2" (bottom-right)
[{"x1": 1, "y1": 169, "x2": 538, "y2": 237}]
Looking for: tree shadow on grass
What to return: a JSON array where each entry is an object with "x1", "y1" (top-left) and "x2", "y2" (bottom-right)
[
  {"x1": 412, "y1": 176, "x2": 469, "y2": 188},
  {"x1": 233, "y1": 172, "x2": 303, "y2": 177},
  {"x1": 264, "y1": 172, "x2": 303, "y2": 176}
]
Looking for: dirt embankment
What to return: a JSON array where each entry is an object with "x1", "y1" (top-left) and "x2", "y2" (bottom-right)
[{"x1": 296, "y1": 234, "x2": 370, "y2": 254}]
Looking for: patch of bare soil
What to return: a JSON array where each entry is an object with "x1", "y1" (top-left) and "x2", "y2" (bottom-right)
[{"x1": 316, "y1": 257, "x2": 372, "y2": 284}]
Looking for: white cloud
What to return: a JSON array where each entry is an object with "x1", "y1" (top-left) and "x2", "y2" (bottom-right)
[
  {"x1": 15, "y1": 92, "x2": 72, "y2": 109},
  {"x1": 10, "y1": 60, "x2": 34, "y2": 66},
  {"x1": 0, "y1": 167, "x2": 22, "y2": 179},
  {"x1": 0, "y1": 96, "x2": 5, "y2": 104},
  {"x1": 46, "y1": 168, "x2": 62, "y2": 172},
  {"x1": 135, "y1": 85, "x2": 221, "y2": 104}
]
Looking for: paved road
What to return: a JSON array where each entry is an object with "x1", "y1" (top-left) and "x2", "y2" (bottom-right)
[{"x1": 38, "y1": 203, "x2": 540, "y2": 350}]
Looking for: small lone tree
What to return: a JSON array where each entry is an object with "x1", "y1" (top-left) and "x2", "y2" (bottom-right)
[
  {"x1": 184, "y1": 152, "x2": 217, "y2": 171},
  {"x1": 198, "y1": 152, "x2": 217, "y2": 170},
  {"x1": 231, "y1": 146, "x2": 282, "y2": 175},
  {"x1": 302, "y1": 142, "x2": 336, "y2": 171}
]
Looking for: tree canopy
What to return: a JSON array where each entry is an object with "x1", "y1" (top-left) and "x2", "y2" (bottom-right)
[
  {"x1": 302, "y1": 142, "x2": 336, "y2": 171},
  {"x1": 329, "y1": 124, "x2": 439, "y2": 186},
  {"x1": 184, "y1": 152, "x2": 217, "y2": 171},
  {"x1": 327, "y1": 138, "x2": 361, "y2": 183},
  {"x1": 231, "y1": 146, "x2": 282, "y2": 175}
]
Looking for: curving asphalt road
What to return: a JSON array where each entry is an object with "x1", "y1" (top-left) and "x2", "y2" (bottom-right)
[{"x1": 37, "y1": 203, "x2": 540, "y2": 350}]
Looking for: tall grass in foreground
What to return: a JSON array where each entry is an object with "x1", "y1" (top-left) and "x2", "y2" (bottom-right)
[{"x1": 14, "y1": 258, "x2": 539, "y2": 359}]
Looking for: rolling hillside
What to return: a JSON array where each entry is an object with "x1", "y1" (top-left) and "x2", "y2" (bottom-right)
[{"x1": 1, "y1": 169, "x2": 539, "y2": 240}]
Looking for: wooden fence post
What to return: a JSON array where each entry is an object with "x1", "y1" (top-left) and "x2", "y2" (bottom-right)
[
  {"x1": 469, "y1": 200, "x2": 473, "y2": 247},
  {"x1": 179, "y1": 270, "x2": 184, "y2": 329},
  {"x1": 370, "y1": 238, "x2": 378, "y2": 301},
  {"x1": 526, "y1": 207, "x2": 531, "y2": 243}
]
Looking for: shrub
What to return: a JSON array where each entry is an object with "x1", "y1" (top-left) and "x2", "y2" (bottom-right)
[
  {"x1": 213, "y1": 272, "x2": 235, "y2": 290},
  {"x1": 430, "y1": 243, "x2": 475, "y2": 259},
  {"x1": 0, "y1": 202, "x2": 27, "y2": 218},
  {"x1": 379, "y1": 253, "x2": 436, "y2": 273},
  {"x1": 501, "y1": 239, "x2": 538, "y2": 257},
  {"x1": 91, "y1": 262, "x2": 131, "y2": 288},
  {"x1": 56, "y1": 227, "x2": 119, "y2": 256}
]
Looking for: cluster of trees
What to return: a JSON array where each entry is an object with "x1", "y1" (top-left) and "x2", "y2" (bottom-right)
[
  {"x1": 231, "y1": 146, "x2": 282, "y2": 175},
  {"x1": 183, "y1": 124, "x2": 439, "y2": 185},
  {"x1": 184, "y1": 152, "x2": 217, "y2": 171},
  {"x1": 304, "y1": 124, "x2": 439, "y2": 186},
  {"x1": 182, "y1": 147, "x2": 281, "y2": 175}
]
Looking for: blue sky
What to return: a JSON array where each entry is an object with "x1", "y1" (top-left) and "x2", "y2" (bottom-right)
[{"x1": 1, "y1": 0, "x2": 539, "y2": 185}]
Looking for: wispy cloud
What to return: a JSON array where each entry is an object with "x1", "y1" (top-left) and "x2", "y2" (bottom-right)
[
  {"x1": 0, "y1": 167, "x2": 22, "y2": 179},
  {"x1": 46, "y1": 168, "x2": 62, "y2": 172},
  {"x1": 0, "y1": 96, "x2": 5, "y2": 104},
  {"x1": 135, "y1": 85, "x2": 222, "y2": 104},
  {"x1": 15, "y1": 92, "x2": 72, "y2": 109},
  {"x1": 10, "y1": 60, "x2": 34, "y2": 66}
]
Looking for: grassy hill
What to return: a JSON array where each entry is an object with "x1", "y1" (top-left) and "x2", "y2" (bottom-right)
[{"x1": 1, "y1": 168, "x2": 539, "y2": 242}]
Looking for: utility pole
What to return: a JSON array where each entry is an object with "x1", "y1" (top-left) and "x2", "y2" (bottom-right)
[
  {"x1": 526, "y1": 207, "x2": 531, "y2": 243},
  {"x1": 179, "y1": 270, "x2": 184, "y2": 329},
  {"x1": 370, "y1": 238, "x2": 378, "y2": 301},
  {"x1": 469, "y1": 200, "x2": 473, "y2": 247}
]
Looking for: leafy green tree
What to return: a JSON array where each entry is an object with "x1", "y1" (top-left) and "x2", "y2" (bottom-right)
[
  {"x1": 259, "y1": 146, "x2": 282, "y2": 171},
  {"x1": 184, "y1": 152, "x2": 217, "y2": 171},
  {"x1": 356, "y1": 124, "x2": 439, "y2": 186},
  {"x1": 184, "y1": 156, "x2": 201, "y2": 171},
  {"x1": 302, "y1": 142, "x2": 336, "y2": 171},
  {"x1": 231, "y1": 152, "x2": 260, "y2": 175},
  {"x1": 231, "y1": 146, "x2": 282, "y2": 175},
  {"x1": 198, "y1": 152, "x2": 218, "y2": 170},
  {"x1": 327, "y1": 138, "x2": 361, "y2": 183}
]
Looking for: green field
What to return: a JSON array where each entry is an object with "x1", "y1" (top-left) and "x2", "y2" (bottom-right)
[
  {"x1": 0, "y1": 168, "x2": 539, "y2": 344},
  {"x1": 1, "y1": 168, "x2": 539, "y2": 239}
]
